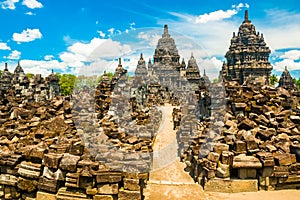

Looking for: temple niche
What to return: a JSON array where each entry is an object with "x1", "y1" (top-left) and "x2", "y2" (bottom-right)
[
  {"x1": 221, "y1": 10, "x2": 273, "y2": 85},
  {"x1": 278, "y1": 66, "x2": 298, "y2": 91},
  {"x1": 0, "y1": 61, "x2": 61, "y2": 102}
]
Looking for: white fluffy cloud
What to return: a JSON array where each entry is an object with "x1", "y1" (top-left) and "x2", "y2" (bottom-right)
[
  {"x1": 0, "y1": 42, "x2": 11, "y2": 50},
  {"x1": 6, "y1": 50, "x2": 21, "y2": 60},
  {"x1": 279, "y1": 50, "x2": 300, "y2": 60},
  {"x1": 25, "y1": 11, "x2": 35, "y2": 15},
  {"x1": 44, "y1": 55, "x2": 54, "y2": 60},
  {"x1": 97, "y1": 31, "x2": 106, "y2": 38},
  {"x1": 22, "y1": 0, "x2": 42, "y2": 9},
  {"x1": 195, "y1": 3, "x2": 249, "y2": 24},
  {"x1": 1, "y1": 0, "x2": 19, "y2": 10},
  {"x1": 137, "y1": 32, "x2": 161, "y2": 47},
  {"x1": 12, "y1": 28, "x2": 42, "y2": 43},
  {"x1": 21, "y1": 59, "x2": 66, "y2": 75},
  {"x1": 57, "y1": 37, "x2": 132, "y2": 75},
  {"x1": 273, "y1": 59, "x2": 300, "y2": 71}
]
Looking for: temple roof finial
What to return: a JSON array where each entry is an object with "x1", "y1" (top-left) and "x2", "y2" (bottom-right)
[
  {"x1": 244, "y1": 10, "x2": 250, "y2": 22},
  {"x1": 4, "y1": 63, "x2": 8, "y2": 70},
  {"x1": 164, "y1": 24, "x2": 168, "y2": 34},
  {"x1": 285, "y1": 66, "x2": 288, "y2": 71},
  {"x1": 51, "y1": 69, "x2": 54, "y2": 74},
  {"x1": 162, "y1": 24, "x2": 170, "y2": 37},
  {"x1": 140, "y1": 53, "x2": 143, "y2": 59},
  {"x1": 204, "y1": 69, "x2": 206, "y2": 76},
  {"x1": 118, "y1": 58, "x2": 121, "y2": 65},
  {"x1": 18, "y1": 60, "x2": 20, "y2": 66}
]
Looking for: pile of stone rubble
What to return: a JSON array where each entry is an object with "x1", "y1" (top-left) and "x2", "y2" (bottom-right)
[{"x1": 180, "y1": 81, "x2": 300, "y2": 191}]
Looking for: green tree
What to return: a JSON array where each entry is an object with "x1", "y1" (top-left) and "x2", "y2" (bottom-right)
[
  {"x1": 26, "y1": 73, "x2": 35, "y2": 79},
  {"x1": 97, "y1": 72, "x2": 114, "y2": 83},
  {"x1": 270, "y1": 74, "x2": 278, "y2": 86},
  {"x1": 212, "y1": 78, "x2": 219, "y2": 83},
  {"x1": 294, "y1": 78, "x2": 300, "y2": 90},
  {"x1": 56, "y1": 73, "x2": 77, "y2": 96},
  {"x1": 0, "y1": 70, "x2": 2, "y2": 78}
]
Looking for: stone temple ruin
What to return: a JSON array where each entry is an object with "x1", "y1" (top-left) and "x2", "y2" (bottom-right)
[
  {"x1": 0, "y1": 9, "x2": 300, "y2": 200},
  {"x1": 221, "y1": 10, "x2": 273, "y2": 85},
  {"x1": 181, "y1": 10, "x2": 300, "y2": 192},
  {"x1": 0, "y1": 61, "x2": 61, "y2": 102}
]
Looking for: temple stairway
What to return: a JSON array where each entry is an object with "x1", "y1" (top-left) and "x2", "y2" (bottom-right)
[{"x1": 143, "y1": 104, "x2": 208, "y2": 200}]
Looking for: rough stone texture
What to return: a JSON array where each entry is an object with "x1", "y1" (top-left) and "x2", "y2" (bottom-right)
[
  {"x1": 118, "y1": 189, "x2": 141, "y2": 200},
  {"x1": 36, "y1": 191, "x2": 57, "y2": 200}
]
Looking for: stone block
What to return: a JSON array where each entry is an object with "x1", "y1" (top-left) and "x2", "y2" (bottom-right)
[
  {"x1": 65, "y1": 172, "x2": 80, "y2": 188},
  {"x1": 274, "y1": 153, "x2": 296, "y2": 166},
  {"x1": 207, "y1": 152, "x2": 220, "y2": 163},
  {"x1": 96, "y1": 171, "x2": 122, "y2": 183},
  {"x1": 38, "y1": 177, "x2": 60, "y2": 193},
  {"x1": 213, "y1": 143, "x2": 229, "y2": 155},
  {"x1": 238, "y1": 168, "x2": 257, "y2": 179},
  {"x1": 86, "y1": 187, "x2": 97, "y2": 195},
  {"x1": 17, "y1": 177, "x2": 38, "y2": 192},
  {"x1": 273, "y1": 166, "x2": 289, "y2": 177},
  {"x1": 56, "y1": 187, "x2": 89, "y2": 200},
  {"x1": 0, "y1": 174, "x2": 18, "y2": 186},
  {"x1": 59, "y1": 153, "x2": 80, "y2": 172},
  {"x1": 259, "y1": 166, "x2": 274, "y2": 177},
  {"x1": 221, "y1": 151, "x2": 234, "y2": 165},
  {"x1": 118, "y1": 188, "x2": 141, "y2": 200},
  {"x1": 233, "y1": 154, "x2": 262, "y2": 169},
  {"x1": 18, "y1": 161, "x2": 41, "y2": 179},
  {"x1": 97, "y1": 183, "x2": 118, "y2": 194},
  {"x1": 234, "y1": 141, "x2": 247, "y2": 154},
  {"x1": 123, "y1": 178, "x2": 140, "y2": 191},
  {"x1": 93, "y1": 195, "x2": 113, "y2": 200},
  {"x1": 36, "y1": 191, "x2": 56, "y2": 200},
  {"x1": 43, "y1": 153, "x2": 63, "y2": 169}
]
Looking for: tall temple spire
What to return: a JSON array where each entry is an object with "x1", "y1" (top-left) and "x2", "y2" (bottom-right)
[
  {"x1": 164, "y1": 24, "x2": 168, "y2": 34},
  {"x1": 244, "y1": 10, "x2": 250, "y2": 23},
  {"x1": 4, "y1": 63, "x2": 8, "y2": 71},
  {"x1": 162, "y1": 24, "x2": 170, "y2": 37}
]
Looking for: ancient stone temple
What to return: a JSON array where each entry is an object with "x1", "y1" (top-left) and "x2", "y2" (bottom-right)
[
  {"x1": 278, "y1": 66, "x2": 298, "y2": 90},
  {"x1": 0, "y1": 63, "x2": 12, "y2": 92},
  {"x1": 46, "y1": 69, "x2": 61, "y2": 99},
  {"x1": 0, "y1": 62, "x2": 61, "y2": 102},
  {"x1": 111, "y1": 58, "x2": 128, "y2": 89},
  {"x1": 134, "y1": 53, "x2": 148, "y2": 81},
  {"x1": 153, "y1": 25, "x2": 180, "y2": 69},
  {"x1": 221, "y1": 10, "x2": 273, "y2": 85},
  {"x1": 185, "y1": 53, "x2": 201, "y2": 89}
]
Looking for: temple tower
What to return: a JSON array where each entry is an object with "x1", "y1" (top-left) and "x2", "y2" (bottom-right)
[
  {"x1": 278, "y1": 66, "x2": 298, "y2": 91},
  {"x1": 186, "y1": 53, "x2": 201, "y2": 90},
  {"x1": 222, "y1": 10, "x2": 273, "y2": 85}
]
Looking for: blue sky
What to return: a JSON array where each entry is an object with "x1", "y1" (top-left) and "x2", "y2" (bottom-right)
[{"x1": 0, "y1": 0, "x2": 300, "y2": 78}]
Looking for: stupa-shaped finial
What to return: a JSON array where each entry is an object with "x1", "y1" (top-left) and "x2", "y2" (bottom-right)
[{"x1": 245, "y1": 10, "x2": 249, "y2": 21}]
